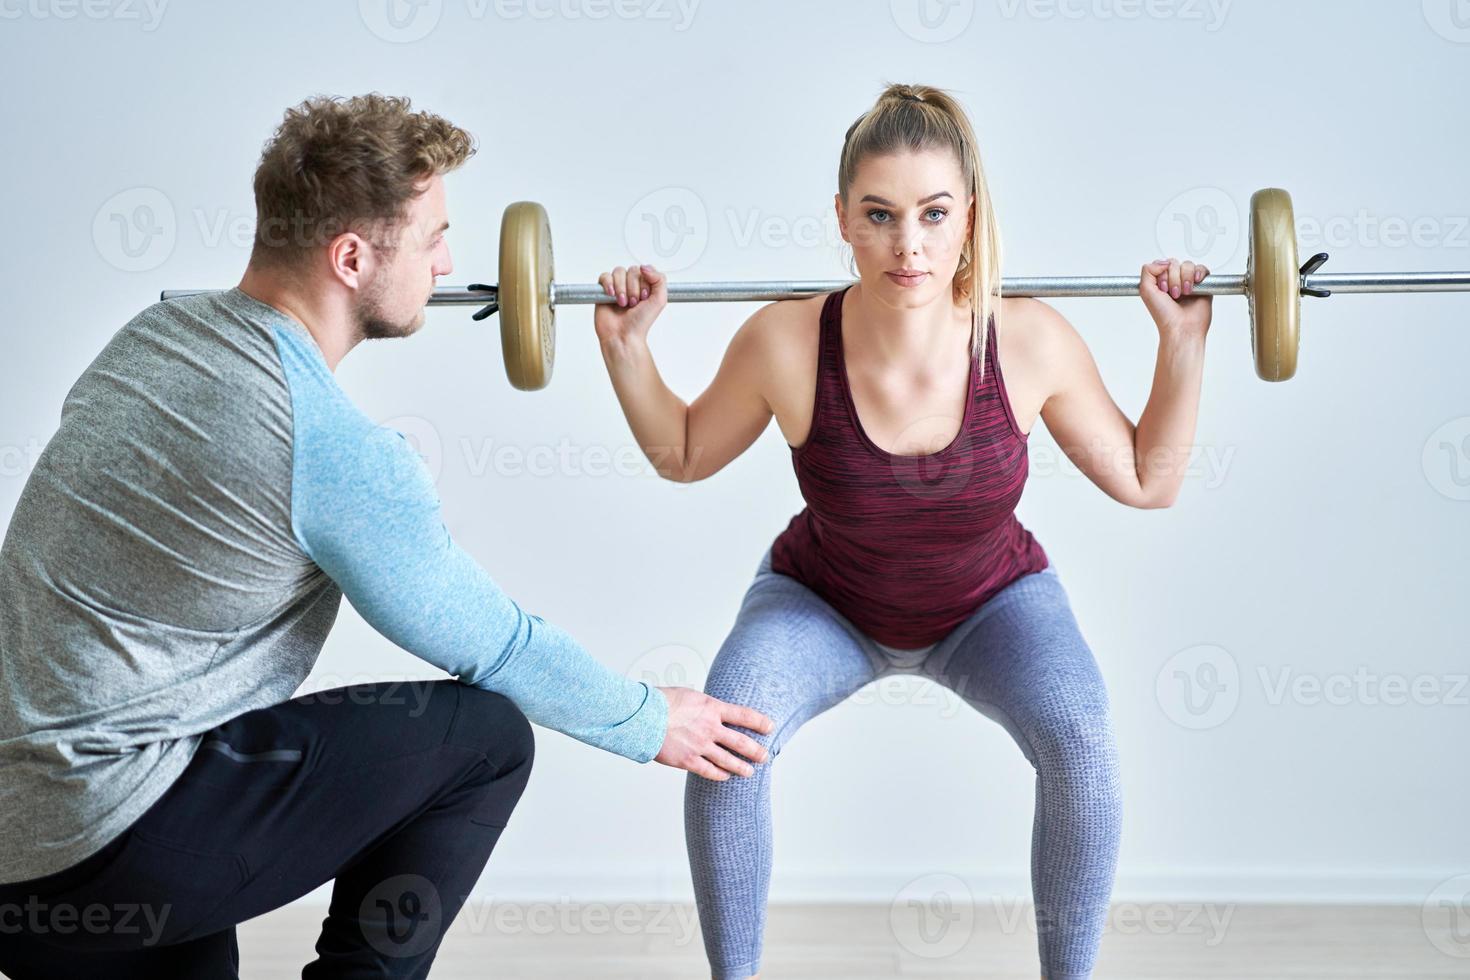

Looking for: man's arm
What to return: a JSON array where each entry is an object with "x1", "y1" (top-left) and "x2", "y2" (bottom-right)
[{"x1": 289, "y1": 409, "x2": 667, "y2": 763}]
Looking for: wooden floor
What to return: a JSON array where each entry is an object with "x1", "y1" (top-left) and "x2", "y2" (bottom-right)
[{"x1": 235, "y1": 901, "x2": 1463, "y2": 978}]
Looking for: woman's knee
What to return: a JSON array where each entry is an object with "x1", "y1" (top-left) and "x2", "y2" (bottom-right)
[
  {"x1": 1028, "y1": 693, "x2": 1120, "y2": 778},
  {"x1": 702, "y1": 630, "x2": 790, "y2": 732},
  {"x1": 702, "y1": 648, "x2": 811, "y2": 762}
]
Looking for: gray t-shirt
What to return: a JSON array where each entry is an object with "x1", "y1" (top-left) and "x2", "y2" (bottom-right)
[{"x1": 0, "y1": 288, "x2": 667, "y2": 884}]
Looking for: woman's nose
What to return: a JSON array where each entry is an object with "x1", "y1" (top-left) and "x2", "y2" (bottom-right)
[{"x1": 893, "y1": 224, "x2": 922, "y2": 255}]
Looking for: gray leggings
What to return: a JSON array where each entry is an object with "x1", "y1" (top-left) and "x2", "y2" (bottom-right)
[{"x1": 685, "y1": 550, "x2": 1122, "y2": 980}]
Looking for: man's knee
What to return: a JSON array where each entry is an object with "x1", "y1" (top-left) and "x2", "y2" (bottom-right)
[{"x1": 448, "y1": 685, "x2": 535, "y2": 779}]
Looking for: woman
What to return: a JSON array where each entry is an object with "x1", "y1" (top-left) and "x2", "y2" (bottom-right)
[{"x1": 595, "y1": 83, "x2": 1211, "y2": 980}]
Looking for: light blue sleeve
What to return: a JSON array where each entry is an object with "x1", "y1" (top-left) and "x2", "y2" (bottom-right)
[{"x1": 271, "y1": 325, "x2": 668, "y2": 763}]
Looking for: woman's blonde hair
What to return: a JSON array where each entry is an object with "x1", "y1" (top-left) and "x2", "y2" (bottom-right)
[{"x1": 838, "y1": 82, "x2": 1001, "y2": 372}]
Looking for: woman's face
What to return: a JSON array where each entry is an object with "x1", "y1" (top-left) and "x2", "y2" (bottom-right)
[{"x1": 836, "y1": 147, "x2": 974, "y2": 310}]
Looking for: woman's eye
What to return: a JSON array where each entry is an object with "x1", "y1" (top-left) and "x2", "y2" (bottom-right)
[
  {"x1": 865, "y1": 210, "x2": 891, "y2": 223},
  {"x1": 925, "y1": 208, "x2": 948, "y2": 222}
]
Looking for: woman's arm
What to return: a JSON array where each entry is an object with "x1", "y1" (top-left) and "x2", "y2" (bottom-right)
[
  {"x1": 1037, "y1": 258, "x2": 1212, "y2": 509},
  {"x1": 595, "y1": 263, "x2": 776, "y2": 483}
]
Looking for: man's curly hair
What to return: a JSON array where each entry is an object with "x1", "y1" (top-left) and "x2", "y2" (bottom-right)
[{"x1": 249, "y1": 93, "x2": 475, "y2": 268}]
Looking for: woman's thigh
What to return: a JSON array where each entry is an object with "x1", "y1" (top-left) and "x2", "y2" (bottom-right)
[
  {"x1": 923, "y1": 566, "x2": 1116, "y2": 767},
  {"x1": 703, "y1": 564, "x2": 881, "y2": 757}
]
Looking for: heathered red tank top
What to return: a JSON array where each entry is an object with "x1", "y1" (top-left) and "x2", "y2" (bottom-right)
[{"x1": 769, "y1": 285, "x2": 1050, "y2": 649}]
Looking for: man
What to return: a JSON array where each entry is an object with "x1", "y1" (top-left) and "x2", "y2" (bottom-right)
[{"x1": 0, "y1": 93, "x2": 772, "y2": 979}]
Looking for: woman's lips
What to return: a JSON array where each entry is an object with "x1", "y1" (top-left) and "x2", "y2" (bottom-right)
[{"x1": 885, "y1": 271, "x2": 929, "y2": 287}]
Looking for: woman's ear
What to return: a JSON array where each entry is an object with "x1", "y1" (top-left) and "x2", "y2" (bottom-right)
[{"x1": 833, "y1": 192, "x2": 849, "y2": 242}]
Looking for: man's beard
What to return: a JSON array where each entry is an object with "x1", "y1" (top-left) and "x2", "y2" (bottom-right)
[{"x1": 355, "y1": 276, "x2": 423, "y2": 341}]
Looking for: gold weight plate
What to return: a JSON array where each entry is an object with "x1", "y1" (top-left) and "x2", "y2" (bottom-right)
[
  {"x1": 1247, "y1": 188, "x2": 1300, "y2": 382},
  {"x1": 498, "y1": 201, "x2": 556, "y2": 390}
]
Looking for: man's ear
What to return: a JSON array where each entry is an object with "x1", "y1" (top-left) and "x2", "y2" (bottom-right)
[{"x1": 328, "y1": 233, "x2": 367, "y2": 290}]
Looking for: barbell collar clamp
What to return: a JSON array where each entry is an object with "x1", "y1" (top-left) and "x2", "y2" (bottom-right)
[{"x1": 465, "y1": 283, "x2": 499, "y2": 321}]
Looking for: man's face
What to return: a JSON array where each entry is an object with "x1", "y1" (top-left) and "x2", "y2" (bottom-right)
[{"x1": 355, "y1": 174, "x2": 454, "y2": 341}]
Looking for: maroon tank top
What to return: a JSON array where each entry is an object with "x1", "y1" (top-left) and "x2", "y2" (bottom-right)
[{"x1": 769, "y1": 285, "x2": 1050, "y2": 649}]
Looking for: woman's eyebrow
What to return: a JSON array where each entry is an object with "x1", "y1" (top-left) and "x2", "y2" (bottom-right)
[{"x1": 857, "y1": 191, "x2": 954, "y2": 206}]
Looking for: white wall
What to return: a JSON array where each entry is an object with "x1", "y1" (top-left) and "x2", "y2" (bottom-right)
[{"x1": 1, "y1": 0, "x2": 1466, "y2": 908}]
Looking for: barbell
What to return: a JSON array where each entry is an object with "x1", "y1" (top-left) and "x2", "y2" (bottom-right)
[{"x1": 163, "y1": 187, "x2": 1470, "y2": 390}]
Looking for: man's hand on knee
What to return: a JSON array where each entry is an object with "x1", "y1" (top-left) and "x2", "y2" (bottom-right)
[{"x1": 654, "y1": 687, "x2": 774, "y2": 781}]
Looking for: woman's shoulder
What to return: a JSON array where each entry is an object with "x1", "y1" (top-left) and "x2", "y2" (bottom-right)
[
  {"x1": 731, "y1": 292, "x2": 827, "y2": 376},
  {"x1": 996, "y1": 295, "x2": 1077, "y2": 360},
  {"x1": 745, "y1": 290, "x2": 828, "y2": 336},
  {"x1": 995, "y1": 295, "x2": 1089, "y2": 415},
  {"x1": 727, "y1": 292, "x2": 828, "y2": 440}
]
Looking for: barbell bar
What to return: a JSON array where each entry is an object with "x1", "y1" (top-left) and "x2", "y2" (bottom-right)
[{"x1": 162, "y1": 188, "x2": 1470, "y2": 390}]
